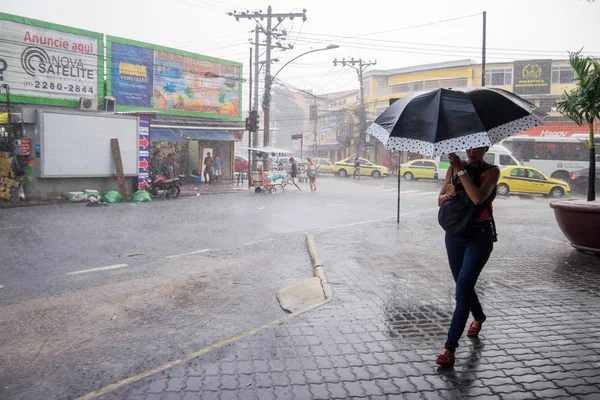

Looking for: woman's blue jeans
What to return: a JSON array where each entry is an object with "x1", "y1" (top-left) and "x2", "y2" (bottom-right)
[{"x1": 444, "y1": 223, "x2": 494, "y2": 353}]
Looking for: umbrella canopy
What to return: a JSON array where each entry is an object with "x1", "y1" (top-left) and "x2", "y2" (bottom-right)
[{"x1": 367, "y1": 88, "x2": 545, "y2": 157}]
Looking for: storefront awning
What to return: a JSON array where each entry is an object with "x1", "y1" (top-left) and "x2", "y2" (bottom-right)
[
  {"x1": 150, "y1": 128, "x2": 188, "y2": 143},
  {"x1": 179, "y1": 129, "x2": 237, "y2": 142}
]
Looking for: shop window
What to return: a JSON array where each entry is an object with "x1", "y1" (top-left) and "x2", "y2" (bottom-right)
[
  {"x1": 485, "y1": 68, "x2": 512, "y2": 86},
  {"x1": 391, "y1": 77, "x2": 468, "y2": 94},
  {"x1": 551, "y1": 66, "x2": 575, "y2": 84},
  {"x1": 410, "y1": 81, "x2": 423, "y2": 91},
  {"x1": 456, "y1": 77, "x2": 468, "y2": 87},
  {"x1": 376, "y1": 77, "x2": 387, "y2": 93}
]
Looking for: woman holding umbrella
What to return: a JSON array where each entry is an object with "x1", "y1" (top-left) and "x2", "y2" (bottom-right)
[
  {"x1": 366, "y1": 87, "x2": 544, "y2": 366},
  {"x1": 436, "y1": 148, "x2": 500, "y2": 366}
]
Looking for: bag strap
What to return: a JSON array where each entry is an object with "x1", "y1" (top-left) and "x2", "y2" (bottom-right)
[{"x1": 486, "y1": 203, "x2": 498, "y2": 242}]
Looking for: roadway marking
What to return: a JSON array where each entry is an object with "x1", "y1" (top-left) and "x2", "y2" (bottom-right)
[
  {"x1": 0, "y1": 285, "x2": 4, "y2": 289},
  {"x1": 412, "y1": 191, "x2": 439, "y2": 196},
  {"x1": 66, "y1": 264, "x2": 128, "y2": 275},
  {"x1": 0, "y1": 226, "x2": 27, "y2": 230},
  {"x1": 243, "y1": 238, "x2": 274, "y2": 246},
  {"x1": 165, "y1": 249, "x2": 211, "y2": 260},
  {"x1": 307, "y1": 208, "x2": 438, "y2": 233},
  {"x1": 383, "y1": 189, "x2": 419, "y2": 193}
]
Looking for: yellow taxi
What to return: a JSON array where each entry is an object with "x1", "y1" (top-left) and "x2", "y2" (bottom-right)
[
  {"x1": 313, "y1": 158, "x2": 336, "y2": 174},
  {"x1": 334, "y1": 157, "x2": 390, "y2": 179},
  {"x1": 400, "y1": 159, "x2": 438, "y2": 181},
  {"x1": 497, "y1": 166, "x2": 570, "y2": 198}
]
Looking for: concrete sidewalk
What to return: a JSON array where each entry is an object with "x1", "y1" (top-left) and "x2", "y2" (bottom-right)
[{"x1": 93, "y1": 201, "x2": 600, "y2": 400}]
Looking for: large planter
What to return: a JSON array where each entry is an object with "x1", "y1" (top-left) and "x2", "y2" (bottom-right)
[{"x1": 550, "y1": 200, "x2": 600, "y2": 253}]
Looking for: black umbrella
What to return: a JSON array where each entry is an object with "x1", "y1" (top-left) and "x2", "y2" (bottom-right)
[
  {"x1": 367, "y1": 87, "x2": 544, "y2": 157},
  {"x1": 367, "y1": 87, "x2": 545, "y2": 224}
]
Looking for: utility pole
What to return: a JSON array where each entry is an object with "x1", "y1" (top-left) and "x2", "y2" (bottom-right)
[
  {"x1": 229, "y1": 7, "x2": 307, "y2": 154},
  {"x1": 264, "y1": 6, "x2": 273, "y2": 150},
  {"x1": 313, "y1": 96, "x2": 318, "y2": 157},
  {"x1": 248, "y1": 46, "x2": 253, "y2": 188},
  {"x1": 253, "y1": 26, "x2": 260, "y2": 148},
  {"x1": 481, "y1": 11, "x2": 487, "y2": 87},
  {"x1": 334, "y1": 57, "x2": 376, "y2": 159}
]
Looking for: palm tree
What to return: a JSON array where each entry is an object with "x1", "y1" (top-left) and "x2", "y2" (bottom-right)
[{"x1": 556, "y1": 51, "x2": 600, "y2": 201}]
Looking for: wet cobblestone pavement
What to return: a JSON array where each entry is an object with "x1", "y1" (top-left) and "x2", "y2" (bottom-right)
[{"x1": 100, "y1": 203, "x2": 600, "y2": 400}]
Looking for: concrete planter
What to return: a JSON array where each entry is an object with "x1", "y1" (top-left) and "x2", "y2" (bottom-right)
[{"x1": 550, "y1": 200, "x2": 600, "y2": 254}]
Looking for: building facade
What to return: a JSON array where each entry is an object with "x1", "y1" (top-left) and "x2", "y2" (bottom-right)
[
  {"x1": 0, "y1": 12, "x2": 244, "y2": 202},
  {"x1": 361, "y1": 58, "x2": 586, "y2": 160}
]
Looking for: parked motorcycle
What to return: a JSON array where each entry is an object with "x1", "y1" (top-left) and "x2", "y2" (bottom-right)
[{"x1": 145, "y1": 174, "x2": 181, "y2": 198}]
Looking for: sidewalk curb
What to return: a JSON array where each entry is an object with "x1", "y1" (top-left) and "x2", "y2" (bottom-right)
[{"x1": 306, "y1": 234, "x2": 334, "y2": 300}]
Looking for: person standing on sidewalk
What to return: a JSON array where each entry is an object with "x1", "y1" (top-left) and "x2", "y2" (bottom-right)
[
  {"x1": 214, "y1": 155, "x2": 222, "y2": 182},
  {"x1": 353, "y1": 157, "x2": 361, "y2": 180},
  {"x1": 436, "y1": 147, "x2": 500, "y2": 366},
  {"x1": 289, "y1": 157, "x2": 302, "y2": 191},
  {"x1": 203, "y1": 152, "x2": 215, "y2": 184}
]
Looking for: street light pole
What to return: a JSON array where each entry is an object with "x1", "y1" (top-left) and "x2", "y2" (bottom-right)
[{"x1": 264, "y1": 45, "x2": 339, "y2": 154}]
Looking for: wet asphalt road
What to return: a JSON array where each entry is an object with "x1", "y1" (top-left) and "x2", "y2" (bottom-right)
[
  {"x1": 0, "y1": 176, "x2": 441, "y2": 305},
  {"x1": 0, "y1": 175, "x2": 567, "y2": 400}
]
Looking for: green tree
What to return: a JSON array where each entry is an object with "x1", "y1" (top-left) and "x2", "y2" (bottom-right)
[{"x1": 556, "y1": 51, "x2": 600, "y2": 201}]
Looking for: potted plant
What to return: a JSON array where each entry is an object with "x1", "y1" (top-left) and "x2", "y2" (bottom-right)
[{"x1": 551, "y1": 51, "x2": 600, "y2": 253}]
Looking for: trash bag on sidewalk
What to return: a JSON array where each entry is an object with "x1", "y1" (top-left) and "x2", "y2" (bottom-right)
[
  {"x1": 100, "y1": 190, "x2": 124, "y2": 203},
  {"x1": 129, "y1": 190, "x2": 152, "y2": 202}
]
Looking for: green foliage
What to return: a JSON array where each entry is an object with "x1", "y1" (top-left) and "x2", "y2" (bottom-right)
[
  {"x1": 556, "y1": 50, "x2": 599, "y2": 201},
  {"x1": 556, "y1": 51, "x2": 600, "y2": 141}
]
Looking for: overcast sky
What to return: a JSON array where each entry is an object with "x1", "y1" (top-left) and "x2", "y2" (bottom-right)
[{"x1": 2, "y1": 0, "x2": 599, "y2": 101}]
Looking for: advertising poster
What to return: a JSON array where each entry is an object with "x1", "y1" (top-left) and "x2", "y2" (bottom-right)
[
  {"x1": 319, "y1": 131, "x2": 338, "y2": 145},
  {"x1": 0, "y1": 12, "x2": 103, "y2": 106},
  {"x1": 107, "y1": 36, "x2": 242, "y2": 120},
  {"x1": 138, "y1": 116, "x2": 150, "y2": 190},
  {"x1": 513, "y1": 59, "x2": 552, "y2": 95}
]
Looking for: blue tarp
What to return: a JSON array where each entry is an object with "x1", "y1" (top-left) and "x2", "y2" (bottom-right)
[
  {"x1": 179, "y1": 129, "x2": 237, "y2": 142},
  {"x1": 150, "y1": 128, "x2": 187, "y2": 143}
]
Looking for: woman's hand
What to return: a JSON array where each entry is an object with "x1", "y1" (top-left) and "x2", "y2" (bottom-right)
[
  {"x1": 446, "y1": 184, "x2": 456, "y2": 197},
  {"x1": 448, "y1": 153, "x2": 462, "y2": 169}
]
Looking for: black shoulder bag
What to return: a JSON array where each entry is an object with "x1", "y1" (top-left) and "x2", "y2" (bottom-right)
[{"x1": 438, "y1": 164, "x2": 498, "y2": 241}]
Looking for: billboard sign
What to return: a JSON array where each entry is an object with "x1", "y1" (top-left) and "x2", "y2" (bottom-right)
[
  {"x1": 319, "y1": 131, "x2": 337, "y2": 145},
  {"x1": 0, "y1": 13, "x2": 103, "y2": 107},
  {"x1": 513, "y1": 59, "x2": 552, "y2": 95},
  {"x1": 107, "y1": 36, "x2": 242, "y2": 120}
]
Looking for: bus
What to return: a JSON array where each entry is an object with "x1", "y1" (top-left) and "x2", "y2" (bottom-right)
[
  {"x1": 436, "y1": 145, "x2": 521, "y2": 181},
  {"x1": 501, "y1": 135, "x2": 600, "y2": 182}
]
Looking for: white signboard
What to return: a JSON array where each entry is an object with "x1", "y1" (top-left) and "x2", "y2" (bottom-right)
[
  {"x1": 0, "y1": 13, "x2": 102, "y2": 106},
  {"x1": 41, "y1": 112, "x2": 138, "y2": 178}
]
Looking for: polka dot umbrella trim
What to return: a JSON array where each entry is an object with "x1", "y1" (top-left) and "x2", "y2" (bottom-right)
[{"x1": 366, "y1": 88, "x2": 544, "y2": 157}]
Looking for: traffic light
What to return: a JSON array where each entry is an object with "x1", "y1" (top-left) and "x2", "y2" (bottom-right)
[
  {"x1": 251, "y1": 110, "x2": 259, "y2": 131},
  {"x1": 245, "y1": 111, "x2": 260, "y2": 132}
]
